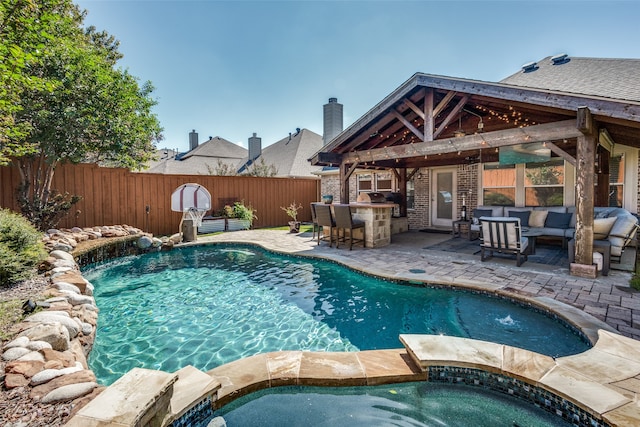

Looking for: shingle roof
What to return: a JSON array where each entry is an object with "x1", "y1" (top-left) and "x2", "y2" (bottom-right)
[
  {"x1": 181, "y1": 136, "x2": 248, "y2": 160},
  {"x1": 238, "y1": 129, "x2": 325, "y2": 177},
  {"x1": 500, "y1": 56, "x2": 640, "y2": 102}
]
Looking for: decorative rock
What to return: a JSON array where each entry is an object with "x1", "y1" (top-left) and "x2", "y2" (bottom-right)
[
  {"x1": 44, "y1": 360, "x2": 64, "y2": 370},
  {"x1": 6, "y1": 360, "x2": 45, "y2": 377},
  {"x1": 71, "y1": 227, "x2": 84, "y2": 233},
  {"x1": 137, "y1": 235, "x2": 153, "y2": 249},
  {"x1": 152, "y1": 237, "x2": 163, "y2": 248},
  {"x1": 4, "y1": 335, "x2": 30, "y2": 349},
  {"x1": 81, "y1": 322, "x2": 93, "y2": 336},
  {"x1": 53, "y1": 281, "x2": 81, "y2": 294},
  {"x1": 25, "y1": 312, "x2": 80, "y2": 338},
  {"x1": 17, "y1": 351, "x2": 46, "y2": 362},
  {"x1": 81, "y1": 303, "x2": 99, "y2": 312},
  {"x1": 53, "y1": 271, "x2": 88, "y2": 293},
  {"x1": 41, "y1": 381, "x2": 98, "y2": 404},
  {"x1": 52, "y1": 266, "x2": 74, "y2": 274},
  {"x1": 84, "y1": 281, "x2": 94, "y2": 296},
  {"x1": 30, "y1": 370, "x2": 97, "y2": 400},
  {"x1": 53, "y1": 242, "x2": 73, "y2": 252},
  {"x1": 47, "y1": 228, "x2": 61, "y2": 235},
  {"x1": 2, "y1": 347, "x2": 31, "y2": 361},
  {"x1": 45, "y1": 296, "x2": 69, "y2": 304},
  {"x1": 50, "y1": 250, "x2": 75, "y2": 262},
  {"x1": 27, "y1": 340, "x2": 53, "y2": 351},
  {"x1": 31, "y1": 363, "x2": 83, "y2": 385},
  {"x1": 60, "y1": 291, "x2": 95, "y2": 307},
  {"x1": 5, "y1": 373, "x2": 30, "y2": 389},
  {"x1": 53, "y1": 259, "x2": 78, "y2": 269},
  {"x1": 41, "y1": 348, "x2": 76, "y2": 367},
  {"x1": 20, "y1": 322, "x2": 70, "y2": 351}
]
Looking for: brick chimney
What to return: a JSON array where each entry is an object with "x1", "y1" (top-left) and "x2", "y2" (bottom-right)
[
  {"x1": 248, "y1": 133, "x2": 261, "y2": 161},
  {"x1": 323, "y1": 98, "x2": 343, "y2": 144},
  {"x1": 189, "y1": 129, "x2": 198, "y2": 151}
]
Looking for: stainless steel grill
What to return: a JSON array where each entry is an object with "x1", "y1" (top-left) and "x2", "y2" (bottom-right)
[{"x1": 357, "y1": 192, "x2": 387, "y2": 203}]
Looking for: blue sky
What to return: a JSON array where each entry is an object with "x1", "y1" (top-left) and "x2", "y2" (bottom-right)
[{"x1": 76, "y1": 0, "x2": 640, "y2": 153}]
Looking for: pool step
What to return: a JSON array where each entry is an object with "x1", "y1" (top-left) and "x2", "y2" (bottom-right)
[{"x1": 64, "y1": 366, "x2": 220, "y2": 427}]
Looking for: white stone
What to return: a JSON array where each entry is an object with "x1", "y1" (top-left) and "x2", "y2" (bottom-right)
[
  {"x1": 31, "y1": 364, "x2": 84, "y2": 385},
  {"x1": 85, "y1": 281, "x2": 94, "y2": 296},
  {"x1": 53, "y1": 282, "x2": 81, "y2": 294},
  {"x1": 81, "y1": 322, "x2": 93, "y2": 336},
  {"x1": 45, "y1": 297, "x2": 69, "y2": 304},
  {"x1": 25, "y1": 313, "x2": 80, "y2": 338},
  {"x1": 53, "y1": 243, "x2": 73, "y2": 252},
  {"x1": 17, "y1": 350, "x2": 45, "y2": 362},
  {"x1": 137, "y1": 235, "x2": 153, "y2": 249},
  {"x1": 2, "y1": 347, "x2": 31, "y2": 361},
  {"x1": 27, "y1": 340, "x2": 53, "y2": 351},
  {"x1": 53, "y1": 259, "x2": 77, "y2": 269},
  {"x1": 20, "y1": 322, "x2": 70, "y2": 351},
  {"x1": 41, "y1": 382, "x2": 98, "y2": 404},
  {"x1": 81, "y1": 303, "x2": 99, "y2": 312},
  {"x1": 152, "y1": 237, "x2": 163, "y2": 248},
  {"x1": 4, "y1": 336, "x2": 30, "y2": 349},
  {"x1": 50, "y1": 250, "x2": 75, "y2": 262},
  {"x1": 52, "y1": 266, "x2": 74, "y2": 274}
]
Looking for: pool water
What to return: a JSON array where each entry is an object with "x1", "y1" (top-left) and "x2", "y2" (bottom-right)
[
  {"x1": 84, "y1": 244, "x2": 589, "y2": 385},
  {"x1": 213, "y1": 382, "x2": 572, "y2": 427}
]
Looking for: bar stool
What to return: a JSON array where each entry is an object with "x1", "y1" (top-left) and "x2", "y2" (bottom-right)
[
  {"x1": 309, "y1": 203, "x2": 319, "y2": 240},
  {"x1": 333, "y1": 204, "x2": 365, "y2": 250},
  {"x1": 314, "y1": 204, "x2": 336, "y2": 247}
]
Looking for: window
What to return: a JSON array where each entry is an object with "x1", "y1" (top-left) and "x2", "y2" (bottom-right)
[
  {"x1": 524, "y1": 159, "x2": 565, "y2": 206},
  {"x1": 609, "y1": 154, "x2": 625, "y2": 207},
  {"x1": 406, "y1": 178, "x2": 415, "y2": 209},
  {"x1": 376, "y1": 173, "x2": 392, "y2": 191},
  {"x1": 482, "y1": 164, "x2": 515, "y2": 206},
  {"x1": 357, "y1": 174, "x2": 372, "y2": 193}
]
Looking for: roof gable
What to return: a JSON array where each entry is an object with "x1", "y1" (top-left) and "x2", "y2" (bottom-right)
[{"x1": 181, "y1": 136, "x2": 247, "y2": 160}]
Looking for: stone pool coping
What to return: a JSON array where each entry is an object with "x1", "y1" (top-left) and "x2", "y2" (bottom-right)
[{"x1": 64, "y1": 230, "x2": 640, "y2": 426}]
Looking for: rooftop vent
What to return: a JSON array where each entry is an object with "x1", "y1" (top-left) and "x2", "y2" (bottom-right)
[
  {"x1": 521, "y1": 62, "x2": 538, "y2": 73},
  {"x1": 550, "y1": 53, "x2": 570, "y2": 65}
]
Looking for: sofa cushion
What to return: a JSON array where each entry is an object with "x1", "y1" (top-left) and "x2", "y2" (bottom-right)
[
  {"x1": 595, "y1": 208, "x2": 616, "y2": 218},
  {"x1": 529, "y1": 210, "x2": 548, "y2": 228},
  {"x1": 473, "y1": 208, "x2": 493, "y2": 219},
  {"x1": 507, "y1": 210, "x2": 530, "y2": 227},
  {"x1": 608, "y1": 215, "x2": 639, "y2": 255},
  {"x1": 593, "y1": 217, "x2": 617, "y2": 239},
  {"x1": 545, "y1": 212, "x2": 572, "y2": 229}
]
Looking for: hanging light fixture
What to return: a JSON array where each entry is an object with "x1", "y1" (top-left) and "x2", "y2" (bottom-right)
[{"x1": 453, "y1": 116, "x2": 465, "y2": 138}]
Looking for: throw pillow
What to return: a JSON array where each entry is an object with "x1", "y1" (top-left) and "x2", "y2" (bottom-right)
[
  {"x1": 508, "y1": 210, "x2": 530, "y2": 227},
  {"x1": 528, "y1": 210, "x2": 548, "y2": 228},
  {"x1": 544, "y1": 212, "x2": 572, "y2": 229},
  {"x1": 593, "y1": 217, "x2": 617, "y2": 239},
  {"x1": 473, "y1": 208, "x2": 493, "y2": 219}
]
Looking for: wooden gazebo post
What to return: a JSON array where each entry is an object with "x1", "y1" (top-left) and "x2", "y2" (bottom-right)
[{"x1": 571, "y1": 107, "x2": 597, "y2": 278}]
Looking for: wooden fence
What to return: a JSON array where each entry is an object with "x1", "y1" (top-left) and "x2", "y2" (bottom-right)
[{"x1": 0, "y1": 163, "x2": 321, "y2": 236}]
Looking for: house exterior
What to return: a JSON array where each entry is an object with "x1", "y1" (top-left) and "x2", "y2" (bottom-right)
[{"x1": 310, "y1": 55, "x2": 640, "y2": 274}]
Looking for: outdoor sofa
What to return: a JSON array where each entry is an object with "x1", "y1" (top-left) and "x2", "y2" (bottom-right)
[{"x1": 470, "y1": 206, "x2": 638, "y2": 259}]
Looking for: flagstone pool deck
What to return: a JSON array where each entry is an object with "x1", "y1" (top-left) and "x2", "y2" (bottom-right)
[{"x1": 68, "y1": 229, "x2": 640, "y2": 426}]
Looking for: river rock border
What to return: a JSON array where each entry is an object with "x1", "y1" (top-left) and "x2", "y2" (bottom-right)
[{"x1": 1, "y1": 225, "x2": 167, "y2": 420}]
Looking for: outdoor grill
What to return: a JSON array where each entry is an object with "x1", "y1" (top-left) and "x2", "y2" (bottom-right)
[{"x1": 357, "y1": 192, "x2": 388, "y2": 203}]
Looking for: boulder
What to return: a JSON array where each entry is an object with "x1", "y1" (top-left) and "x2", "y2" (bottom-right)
[
  {"x1": 59, "y1": 290, "x2": 94, "y2": 306},
  {"x1": 17, "y1": 350, "x2": 45, "y2": 362},
  {"x1": 30, "y1": 370, "x2": 96, "y2": 400},
  {"x1": 137, "y1": 235, "x2": 154, "y2": 249},
  {"x1": 4, "y1": 335, "x2": 30, "y2": 349},
  {"x1": 208, "y1": 417, "x2": 228, "y2": 427},
  {"x1": 5, "y1": 360, "x2": 45, "y2": 378},
  {"x1": 49, "y1": 249, "x2": 75, "y2": 261},
  {"x1": 53, "y1": 282, "x2": 81, "y2": 294},
  {"x1": 80, "y1": 322, "x2": 93, "y2": 336},
  {"x1": 2, "y1": 347, "x2": 31, "y2": 361},
  {"x1": 20, "y1": 322, "x2": 70, "y2": 351},
  {"x1": 53, "y1": 271, "x2": 88, "y2": 293},
  {"x1": 25, "y1": 312, "x2": 79, "y2": 338},
  {"x1": 26, "y1": 340, "x2": 53, "y2": 351},
  {"x1": 44, "y1": 360, "x2": 64, "y2": 370},
  {"x1": 40, "y1": 348, "x2": 76, "y2": 367},
  {"x1": 31, "y1": 363, "x2": 83, "y2": 385},
  {"x1": 5, "y1": 373, "x2": 30, "y2": 389},
  {"x1": 41, "y1": 381, "x2": 98, "y2": 404},
  {"x1": 52, "y1": 242, "x2": 73, "y2": 252}
]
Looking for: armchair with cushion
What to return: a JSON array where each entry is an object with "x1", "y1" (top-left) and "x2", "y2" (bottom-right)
[{"x1": 479, "y1": 217, "x2": 529, "y2": 267}]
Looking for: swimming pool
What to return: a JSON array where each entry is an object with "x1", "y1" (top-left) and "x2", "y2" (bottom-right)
[
  {"x1": 84, "y1": 244, "x2": 590, "y2": 385},
  {"x1": 212, "y1": 382, "x2": 573, "y2": 427}
]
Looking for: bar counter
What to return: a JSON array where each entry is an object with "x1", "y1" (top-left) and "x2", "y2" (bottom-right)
[{"x1": 346, "y1": 202, "x2": 397, "y2": 248}]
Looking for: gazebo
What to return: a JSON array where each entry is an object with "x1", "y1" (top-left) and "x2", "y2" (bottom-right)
[{"x1": 311, "y1": 56, "x2": 640, "y2": 277}]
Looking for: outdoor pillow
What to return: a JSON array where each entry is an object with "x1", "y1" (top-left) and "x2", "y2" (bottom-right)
[
  {"x1": 595, "y1": 209, "x2": 614, "y2": 219},
  {"x1": 593, "y1": 217, "x2": 617, "y2": 240},
  {"x1": 508, "y1": 210, "x2": 530, "y2": 227},
  {"x1": 544, "y1": 212, "x2": 572, "y2": 229},
  {"x1": 528, "y1": 210, "x2": 548, "y2": 228},
  {"x1": 473, "y1": 208, "x2": 493, "y2": 219}
]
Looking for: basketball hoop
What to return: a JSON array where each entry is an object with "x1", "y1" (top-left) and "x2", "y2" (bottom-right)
[{"x1": 170, "y1": 183, "x2": 212, "y2": 240}]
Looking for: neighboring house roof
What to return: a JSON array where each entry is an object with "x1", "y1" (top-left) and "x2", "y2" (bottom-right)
[
  {"x1": 238, "y1": 128, "x2": 325, "y2": 177},
  {"x1": 142, "y1": 136, "x2": 247, "y2": 175},
  {"x1": 500, "y1": 56, "x2": 640, "y2": 103}
]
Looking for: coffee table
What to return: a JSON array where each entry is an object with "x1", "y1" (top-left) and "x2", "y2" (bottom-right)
[{"x1": 521, "y1": 228, "x2": 544, "y2": 255}]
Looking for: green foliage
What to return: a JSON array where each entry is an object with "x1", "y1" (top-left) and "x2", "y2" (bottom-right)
[
  {"x1": 281, "y1": 201, "x2": 303, "y2": 221},
  {"x1": 243, "y1": 158, "x2": 278, "y2": 177},
  {"x1": 223, "y1": 201, "x2": 257, "y2": 226},
  {"x1": 631, "y1": 272, "x2": 640, "y2": 291},
  {"x1": 0, "y1": 208, "x2": 46, "y2": 286},
  {"x1": 207, "y1": 159, "x2": 238, "y2": 176},
  {"x1": 1, "y1": 0, "x2": 163, "y2": 229}
]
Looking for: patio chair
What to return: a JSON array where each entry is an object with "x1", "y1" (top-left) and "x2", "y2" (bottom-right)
[
  {"x1": 333, "y1": 204, "x2": 365, "y2": 250},
  {"x1": 314, "y1": 203, "x2": 336, "y2": 247},
  {"x1": 480, "y1": 217, "x2": 529, "y2": 267},
  {"x1": 310, "y1": 203, "x2": 320, "y2": 240}
]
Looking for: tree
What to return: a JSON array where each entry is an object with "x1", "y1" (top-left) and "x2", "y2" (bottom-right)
[
  {"x1": 243, "y1": 158, "x2": 278, "y2": 177},
  {"x1": 207, "y1": 159, "x2": 238, "y2": 176},
  {"x1": 2, "y1": 0, "x2": 163, "y2": 230}
]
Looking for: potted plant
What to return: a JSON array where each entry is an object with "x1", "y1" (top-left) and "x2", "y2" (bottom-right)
[
  {"x1": 224, "y1": 201, "x2": 257, "y2": 231},
  {"x1": 281, "y1": 202, "x2": 303, "y2": 233}
]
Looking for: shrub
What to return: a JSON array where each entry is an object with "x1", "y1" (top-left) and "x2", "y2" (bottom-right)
[
  {"x1": 0, "y1": 209, "x2": 47, "y2": 286},
  {"x1": 223, "y1": 201, "x2": 257, "y2": 226}
]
